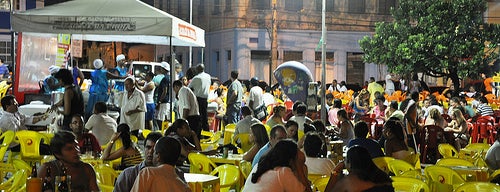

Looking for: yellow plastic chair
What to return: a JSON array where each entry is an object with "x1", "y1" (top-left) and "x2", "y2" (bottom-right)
[
  {"x1": 438, "y1": 143, "x2": 459, "y2": 158},
  {"x1": 454, "y1": 182, "x2": 500, "y2": 192},
  {"x1": 264, "y1": 124, "x2": 271, "y2": 135},
  {"x1": 141, "y1": 129, "x2": 152, "y2": 139},
  {"x1": 435, "y1": 158, "x2": 474, "y2": 167},
  {"x1": 188, "y1": 153, "x2": 217, "y2": 174},
  {"x1": 239, "y1": 160, "x2": 252, "y2": 180},
  {"x1": 0, "y1": 169, "x2": 27, "y2": 191},
  {"x1": 200, "y1": 131, "x2": 222, "y2": 151},
  {"x1": 372, "y1": 156, "x2": 395, "y2": 174},
  {"x1": 387, "y1": 159, "x2": 416, "y2": 177},
  {"x1": 15, "y1": 130, "x2": 49, "y2": 164},
  {"x1": 490, "y1": 169, "x2": 500, "y2": 182},
  {"x1": 210, "y1": 164, "x2": 240, "y2": 192},
  {"x1": 312, "y1": 177, "x2": 330, "y2": 192},
  {"x1": 232, "y1": 133, "x2": 253, "y2": 152},
  {"x1": 391, "y1": 176, "x2": 430, "y2": 192},
  {"x1": 223, "y1": 124, "x2": 236, "y2": 145},
  {"x1": 130, "y1": 135, "x2": 138, "y2": 143},
  {"x1": 308, "y1": 174, "x2": 328, "y2": 184},
  {"x1": 95, "y1": 164, "x2": 119, "y2": 191},
  {"x1": 0, "y1": 130, "x2": 15, "y2": 161},
  {"x1": 461, "y1": 143, "x2": 490, "y2": 159},
  {"x1": 424, "y1": 165, "x2": 466, "y2": 191}
]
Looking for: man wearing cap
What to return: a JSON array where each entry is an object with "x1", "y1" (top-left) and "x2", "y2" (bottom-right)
[
  {"x1": 154, "y1": 61, "x2": 171, "y2": 131},
  {"x1": 42, "y1": 65, "x2": 62, "y2": 94},
  {"x1": 111, "y1": 54, "x2": 128, "y2": 91},
  {"x1": 188, "y1": 64, "x2": 211, "y2": 133}
]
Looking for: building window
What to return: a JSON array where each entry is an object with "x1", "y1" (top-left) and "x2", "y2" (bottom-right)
[
  {"x1": 251, "y1": 50, "x2": 270, "y2": 60},
  {"x1": 0, "y1": 41, "x2": 12, "y2": 66},
  {"x1": 283, "y1": 51, "x2": 302, "y2": 62},
  {"x1": 378, "y1": 0, "x2": 396, "y2": 15},
  {"x1": 215, "y1": 51, "x2": 220, "y2": 62},
  {"x1": 252, "y1": 0, "x2": 270, "y2": 10},
  {"x1": 0, "y1": 0, "x2": 10, "y2": 11},
  {"x1": 227, "y1": 50, "x2": 231, "y2": 61},
  {"x1": 225, "y1": 0, "x2": 232, "y2": 12},
  {"x1": 198, "y1": 0, "x2": 205, "y2": 15},
  {"x1": 213, "y1": 0, "x2": 220, "y2": 14},
  {"x1": 346, "y1": 52, "x2": 365, "y2": 85},
  {"x1": 314, "y1": 52, "x2": 335, "y2": 62},
  {"x1": 349, "y1": 0, "x2": 365, "y2": 13},
  {"x1": 249, "y1": 38, "x2": 259, "y2": 43},
  {"x1": 285, "y1": 0, "x2": 303, "y2": 12},
  {"x1": 315, "y1": 0, "x2": 334, "y2": 12}
]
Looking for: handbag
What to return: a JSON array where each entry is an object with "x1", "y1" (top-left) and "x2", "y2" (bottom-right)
[{"x1": 254, "y1": 104, "x2": 268, "y2": 121}]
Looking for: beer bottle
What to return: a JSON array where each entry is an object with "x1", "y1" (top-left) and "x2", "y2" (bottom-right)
[{"x1": 42, "y1": 166, "x2": 53, "y2": 192}]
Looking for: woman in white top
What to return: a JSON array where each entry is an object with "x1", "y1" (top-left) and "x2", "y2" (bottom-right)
[
  {"x1": 137, "y1": 72, "x2": 155, "y2": 130},
  {"x1": 243, "y1": 140, "x2": 312, "y2": 192}
]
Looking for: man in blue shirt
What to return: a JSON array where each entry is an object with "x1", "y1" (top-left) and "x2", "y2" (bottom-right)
[
  {"x1": 252, "y1": 125, "x2": 287, "y2": 167},
  {"x1": 0, "y1": 58, "x2": 9, "y2": 80},
  {"x1": 347, "y1": 121, "x2": 385, "y2": 158}
]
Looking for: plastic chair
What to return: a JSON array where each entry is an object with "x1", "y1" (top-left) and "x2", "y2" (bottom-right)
[
  {"x1": 419, "y1": 125, "x2": 445, "y2": 164},
  {"x1": 141, "y1": 129, "x2": 152, "y2": 139},
  {"x1": 15, "y1": 130, "x2": 49, "y2": 164},
  {"x1": 387, "y1": 159, "x2": 415, "y2": 177},
  {"x1": 239, "y1": 160, "x2": 252, "y2": 180},
  {"x1": 438, "y1": 143, "x2": 458, "y2": 159},
  {"x1": 223, "y1": 124, "x2": 236, "y2": 145},
  {"x1": 264, "y1": 124, "x2": 271, "y2": 135},
  {"x1": 360, "y1": 117, "x2": 383, "y2": 140},
  {"x1": 454, "y1": 182, "x2": 500, "y2": 192},
  {"x1": 94, "y1": 164, "x2": 118, "y2": 191},
  {"x1": 308, "y1": 174, "x2": 328, "y2": 184},
  {"x1": 461, "y1": 143, "x2": 490, "y2": 160},
  {"x1": 424, "y1": 165, "x2": 466, "y2": 191},
  {"x1": 188, "y1": 153, "x2": 217, "y2": 174},
  {"x1": 391, "y1": 176, "x2": 430, "y2": 192},
  {"x1": 0, "y1": 130, "x2": 15, "y2": 161},
  {"x1": 130, "y1": 135, "x2": 138, "y2": 143},
  {"x1": 0, "y1": 169, "x2": 27, "y2": 191},
  {"x1": 200, "y1": 131, "x2": 222, "y2": 151},
  {"x1": 372, "y1": 156, "x2": 395, "y2": 174},
  {"x1": 210, "y1": 164, "x2": 240, "y2": 192},
  {"x1": 232, "y1": 133, "x2": 253, "y2": 152},
  {"x1": 473, "y1": 117, "x2": 496, "y2": 144},
  {"x1": 312, "y1": 177, "x2": 330, "y2": 192},
  {"x1": 435, "y1": 158, "x2": 474, "y2": 167}
]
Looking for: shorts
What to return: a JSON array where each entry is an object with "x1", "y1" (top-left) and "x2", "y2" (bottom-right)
[
  {"x1": 146, "y1": 103, "x2": 155, "y2": 121},
  {"x1": 154, "y1": 103, "x2": 171, "y2": 121}
]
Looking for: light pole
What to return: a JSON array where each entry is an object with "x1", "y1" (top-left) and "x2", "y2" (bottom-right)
[
  {"x1": 270, "y1": 0, "x2": 278, "y2": 86},
  {"x1": 320, "y1": 0, "x2": 327, "y2": 124}
]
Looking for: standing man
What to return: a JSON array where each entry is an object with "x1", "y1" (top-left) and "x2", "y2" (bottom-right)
[
  {"x1": 131, "y1": 136, "x2": 190, "y2": 192},
  {"x1": 114, "y1": 132, "x2": 164, "y2": 192},
  {"x1": 385, "y1": 74, "x2": 395, "y2": 96},
  {"x1": 225, "y1": 71, "x2": 243, "y2": 124},
  {"x1": 120, "y1": 77, "x2": 146, "y2": 137},
  {"x1": 154, "y1": 62, "x2": 171, "y2": 131},
  {"x1": 367, "y1": 77, "x2": 384, "y2": 107},
  {"x1": 248, "y1": 77, "x2": 266, "y2": 121},
  {"x1": 188, "y1": 64, "x2": 211, "y2": 132},
  {"x1": 0, "y1": 57, "x2": 9, "y2": 80},
  {"x1": 113, "y1": 54, "x2": 128, "y2": 91},
  {"x1": 173, "y1": 80, "x2": 202, "y2": 138}
]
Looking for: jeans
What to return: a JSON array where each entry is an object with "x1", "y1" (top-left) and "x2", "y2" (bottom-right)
[{"x1": 225, "y1": 104, "x2": 241, "y2": 124}]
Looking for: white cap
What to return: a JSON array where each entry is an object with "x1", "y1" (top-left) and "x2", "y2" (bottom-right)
[
  {"x1": 116, "y1": 54, "x2": 125, "y2": 62},
  {"x1": 93, "y1": 59, "x2": 104, "y2": 69},
  {"x1": 48, "y1": 65, "x2": 60, "y2": 74},
  {"x1": 160, "y1": 62, "x2": 170, "y2": 71}
]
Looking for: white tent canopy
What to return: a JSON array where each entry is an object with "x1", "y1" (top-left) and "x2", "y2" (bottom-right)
[{"x1": 11, "y1": 0, "x2": 205, "y2": 47}]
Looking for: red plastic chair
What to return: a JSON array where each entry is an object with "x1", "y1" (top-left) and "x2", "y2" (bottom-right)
[
  {"x1": 474, "y1": 117, "x2": 496, "y2": 144},
  {"x1": 419, "y1": 125, "x2": 445, "y2": 164},
  {"x1": 360, "y1": 117, "x2": 383, "y2": 140}
]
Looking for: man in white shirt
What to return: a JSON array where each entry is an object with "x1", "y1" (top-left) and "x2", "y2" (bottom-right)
[
  {"x1": 0, "y1": 95, "x2": 48, "y2": 132},
  {"x1": 173, "y1": 79, "x2": 201, "y2": 138},
  {"x1": 85, "y1": 101, "x2": 117, "y2": 145},
  {"x1": 248, "y1": 77, "x2": 266, "y2": 121},
  {"x1": 234, "y1": 106, "x2": 261, "y2": 141},
  {"x1": 120, "y1": 78, "x2": 146, "y2": 137},
  {"x1": 188, "y1": 64, "x2": 211, "y2": 133},
  {"x1": 385, "y1": 74, "x2": 395, "y2": 96}
]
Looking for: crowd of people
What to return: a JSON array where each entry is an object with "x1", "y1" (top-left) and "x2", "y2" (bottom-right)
[{"x1": 4, "y1": 51, "x2": 500, "y2": 191}]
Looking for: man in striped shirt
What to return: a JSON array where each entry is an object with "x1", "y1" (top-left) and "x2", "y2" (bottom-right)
[{"x1": 476, "y1": 96, "x2": 494, "y2": 116}]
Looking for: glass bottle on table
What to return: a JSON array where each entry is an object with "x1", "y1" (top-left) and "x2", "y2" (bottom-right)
[{"x1": 42, "y1": 166, "x2": 53, "y2": 192}]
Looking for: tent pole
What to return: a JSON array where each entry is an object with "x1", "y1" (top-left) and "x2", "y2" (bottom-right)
[{"x1": 169, "y1": 37, "x2": 175, "y2": 123}]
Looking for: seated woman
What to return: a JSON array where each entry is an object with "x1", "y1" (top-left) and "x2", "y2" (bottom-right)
[
  {"x1": 335, "y1": 109, "x2": 354, "y2": 146},
  {"x1": 285, "y1": 120, "x2": 299, "y2": 142},
  {"x1": 444, "y1": 109, "x2": 469, "y2": 150},
  {"x1": 102, "y1": 124, "x2": 143, "y2": 170},
  {"x1": 303, "y1": 132, "x2": 335, "y2": 175},
  {"x1": 164, "y1": 119, "x2": 205, "y2": 165},
  {"x1": 383, "y1": 119, "x2": 412, "y2": 160},
  {"x1": 424, "y1": 108, "x2": 446, "y2": 128},
  {"x1": 325, "y1": 146, "x2": 394, "y2": 192},
  {"x1": 243, "y1": 123, "x2": 269, "y2": 162},
  {"x1": 38, "y1": 131, "x2": 99, "y2": 191},
  {"x1": 243, "y1": 139, "x2": 311, "y2": 192},
  {"x1": 266, "y1": 105, "x2": 286, "y2": 129}
]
